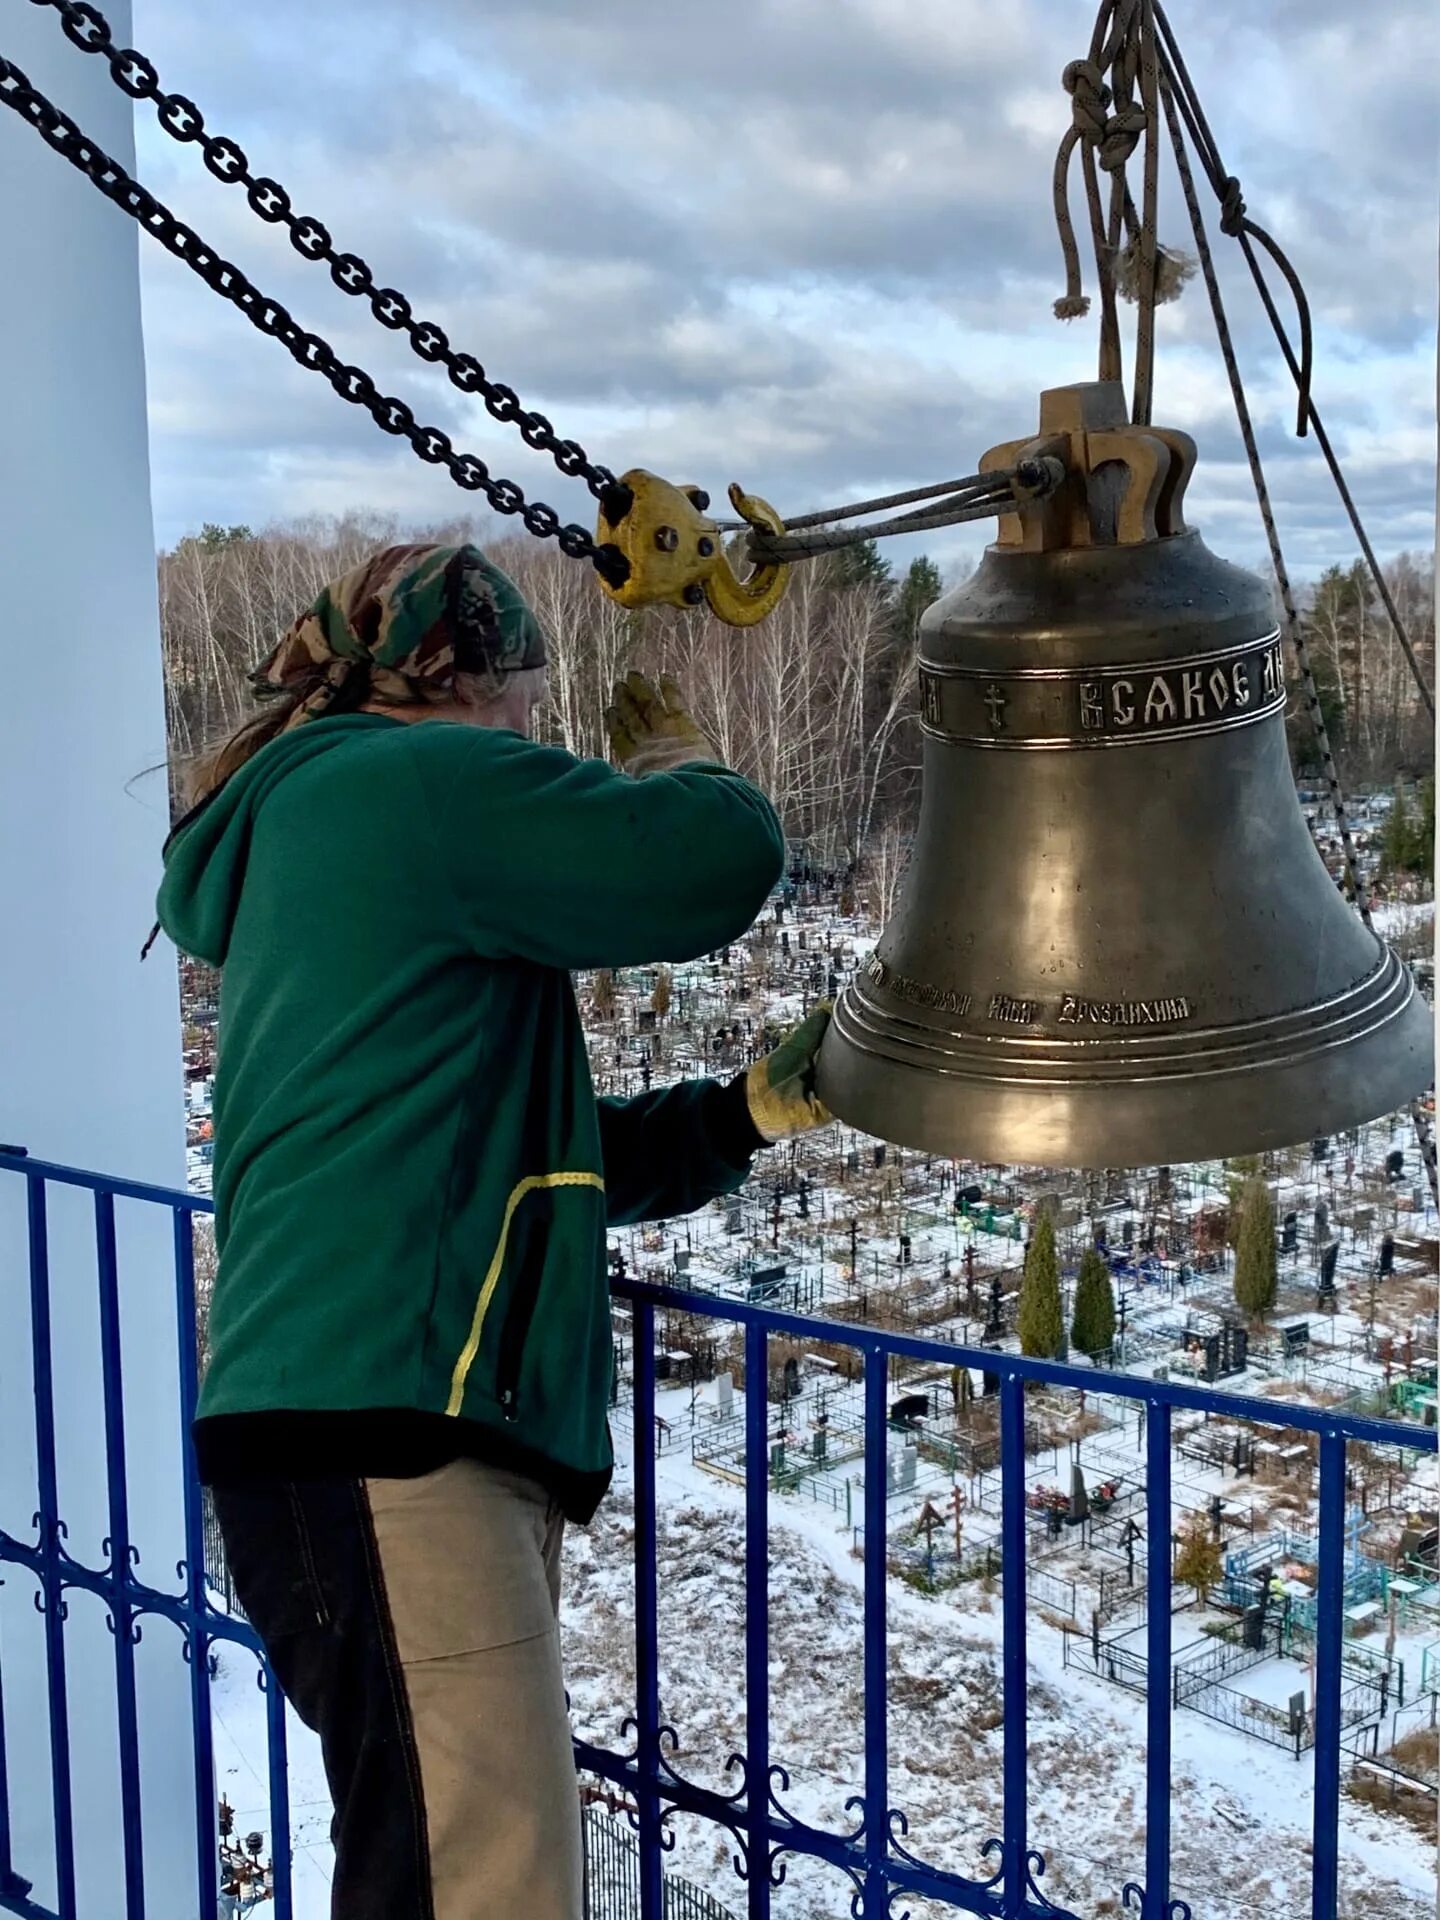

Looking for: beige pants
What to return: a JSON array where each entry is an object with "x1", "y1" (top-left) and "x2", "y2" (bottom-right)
[{"x1": 365, "y1": 1459, "x2": 582, "y2": 1920}]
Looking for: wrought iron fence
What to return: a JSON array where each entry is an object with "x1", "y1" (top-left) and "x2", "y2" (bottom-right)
[{"x1": 0, "y1": 1148, "x2": 1435, "y2": 1920}]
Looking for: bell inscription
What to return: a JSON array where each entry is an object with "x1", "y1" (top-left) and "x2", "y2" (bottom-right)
[
  {"x1": 867, "y1": 954, "x2": 1194, "y2": 1032},
  {"x1": 918, "y1": 631, "x2": 1284, "y2": 750},
  {"x1": 1057, "y1": 994, "x2": 1194, "y2": 1026}
]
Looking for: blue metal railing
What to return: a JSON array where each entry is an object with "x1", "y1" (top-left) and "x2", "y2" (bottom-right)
[{"x1": 0, "y1": 1148, "x2": 1434, "y2": 1920}]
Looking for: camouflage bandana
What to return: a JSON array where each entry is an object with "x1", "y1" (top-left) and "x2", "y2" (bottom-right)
[{"x1": 251, "y1": 542, "x2": 547, "y2": 728}]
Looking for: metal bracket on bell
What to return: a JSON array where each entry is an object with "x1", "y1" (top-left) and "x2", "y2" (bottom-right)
[
  {"x1": 595, "y1": 469, "x2": 790, "y2": 628},
  {"x1": 983, "y1": 381, "x2": 1197, "y2": 553}
]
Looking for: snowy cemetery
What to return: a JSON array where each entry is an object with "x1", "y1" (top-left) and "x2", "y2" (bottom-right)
[{"x1": 176, "y1": 790, "x2": 1440, "y2": 1916}]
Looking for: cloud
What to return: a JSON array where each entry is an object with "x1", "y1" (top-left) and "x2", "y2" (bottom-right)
[{"x1": 110, "y1": 0, "x2": 1436, "y2": 570}]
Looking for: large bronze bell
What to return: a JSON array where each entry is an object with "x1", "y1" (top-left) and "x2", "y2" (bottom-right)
[{"x1": 817, "y1": 382, "x2": 1432, "y2": 1168}]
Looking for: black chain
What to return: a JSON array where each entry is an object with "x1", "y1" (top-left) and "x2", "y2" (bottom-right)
[
  {"x1": 0, "y1": 64, "x2": 628, "y2": 587},
  {"x1": 30, "y1": 0, "x2": 618, "y2": 503}
]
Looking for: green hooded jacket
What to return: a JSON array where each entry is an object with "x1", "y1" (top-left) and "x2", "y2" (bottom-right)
[{"x1": 158, "y1": 714, "x2": 784, "y2": 1520}]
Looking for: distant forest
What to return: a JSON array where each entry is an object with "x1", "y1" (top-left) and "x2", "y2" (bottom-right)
[{"x1": 158, "y1": 515, "x2": 1435, "y2": 893}]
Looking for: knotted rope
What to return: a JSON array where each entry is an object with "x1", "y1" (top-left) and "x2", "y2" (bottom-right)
[{"x1": 1051, "y1": 0, "x2": 1194, "y2": 421}]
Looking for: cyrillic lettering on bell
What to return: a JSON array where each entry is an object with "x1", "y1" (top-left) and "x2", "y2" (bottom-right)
[
  {"x1": 1262, "y1": 642, "x2": 1284, "y2": 702},
  {"x1": 868, "y1": 954, "x2": 971, "y2": 1016},
  {"x1": 988, "y1": 993, "x2": 1039, "y2": 1025},
  {"x1": 1057, "y1": 994, "x2": 1195, "y2": 1026},
  {"x1": 920, "y1": 628, "x2": 1283, "y2": 748}
]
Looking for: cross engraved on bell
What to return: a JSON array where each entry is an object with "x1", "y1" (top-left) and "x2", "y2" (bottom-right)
[{"x1": 983, "y1": 683, "x2": 1007, "y2": 731}]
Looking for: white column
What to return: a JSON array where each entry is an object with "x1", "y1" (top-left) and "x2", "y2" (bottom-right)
[{"x1": 0, "y1": 6, "x2": 193, "y2": 1914}]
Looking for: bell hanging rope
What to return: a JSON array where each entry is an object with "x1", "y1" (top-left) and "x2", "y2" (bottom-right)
[{"x1": 816, "y1": 381, "x2": 1432, "y2": 1169}]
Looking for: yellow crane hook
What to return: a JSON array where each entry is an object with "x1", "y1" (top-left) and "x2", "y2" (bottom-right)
[{"x1": 595, "y1": 471, "x2": 790, "y2": 629}]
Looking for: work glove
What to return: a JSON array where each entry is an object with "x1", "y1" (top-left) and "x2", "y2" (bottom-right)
[
  {"x1": 743, "y1": 1004, "x2": 835, "y2": 1144},
  {"x1": 605, "y1": 670, "x2": 718, "y2": 776}
]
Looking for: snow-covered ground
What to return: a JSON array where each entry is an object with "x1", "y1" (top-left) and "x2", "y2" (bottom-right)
[
  {"x1": 212, "y1": 1394, "x2": 1438, "y2": 1918},
  {"x1": 191, "y1": 838, "x2": 1437, "y2": 1917}
]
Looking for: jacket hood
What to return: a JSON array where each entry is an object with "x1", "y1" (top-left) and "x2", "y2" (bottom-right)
[{"x1": 157, "y1": 715, "x2": 399, "y2": 966}]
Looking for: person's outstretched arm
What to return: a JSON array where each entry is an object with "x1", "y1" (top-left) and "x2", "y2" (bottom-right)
[
  {"x1": 598, "y1": 1008, "x2": 834, "y2": 1223},
  {"x1": 409, "y1": 676, "x2": 784, "y2": 969}
]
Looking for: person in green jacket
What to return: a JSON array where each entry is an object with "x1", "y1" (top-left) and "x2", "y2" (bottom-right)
[{"x1": 156, "y1": 541, "x2": 831, "y2": 1920}]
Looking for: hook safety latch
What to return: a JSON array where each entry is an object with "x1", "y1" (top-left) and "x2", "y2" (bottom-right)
[{"x1": 595, "y1": 470, "x2": 790, "y2": 629}]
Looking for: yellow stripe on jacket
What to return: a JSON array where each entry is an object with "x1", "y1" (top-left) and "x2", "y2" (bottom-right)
[{"x1": 445, "y1": 1171, "x2": 606, "y2": 1418}]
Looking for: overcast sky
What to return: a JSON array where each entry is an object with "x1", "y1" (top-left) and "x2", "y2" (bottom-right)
[{"x1": 111, "y1": 0, "x2": 1440, "y2": 578}]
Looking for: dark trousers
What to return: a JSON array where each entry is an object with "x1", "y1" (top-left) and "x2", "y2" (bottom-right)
[{"x1": 213, "y1": 1478, "x2": 437, "y2": 1918}]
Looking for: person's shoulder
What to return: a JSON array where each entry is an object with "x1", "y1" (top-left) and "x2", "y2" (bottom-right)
[{"x1": 394, "y1": 723, "x2": 603, "y2": 802}]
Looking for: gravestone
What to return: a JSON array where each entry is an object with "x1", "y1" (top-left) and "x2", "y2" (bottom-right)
[
  {"x1": 899, "y1": 1445, "x2": 917, "y2": 1491},
  {"x1": 1282, "y1": 1212, "x2": 1298, "y2": 1254},
  {"x1": 716, "y1": 1370, "x2": 734, "y2": 1416},
  {"x1": 1314, "y1": 1200, "x2": 1329, "y2": 1243},
  {"x1": 1386, "y1": 1149, "x2": 1405, "y2": 1183},
  {"x1": 1379, "y1": 1232, "x2": 1395, "y2": 1278},
  {"x1": 1282, "y1": 1321, "x2": 1309, "y2": 1356},
  {"x1": 889, "y1": 1393, "x2": 929, "y2": 1427},
  {"x1": 1318, "y1": 1240, "x2": 1340, "y2": 1301},
  {"x1": 983, "y1": 1277, "x2": 1005, "y2": 1344},
  {"x1": 874, "y1": 1144, "x2": 887, "y2": 1168},
  {"x1": 725, "y1": 1200, "x2": 744, "y2": 1234}
]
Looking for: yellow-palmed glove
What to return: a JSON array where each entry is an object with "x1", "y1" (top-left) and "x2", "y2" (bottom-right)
[
  {"x1": 744, "y1": 1005, "x2": 835, "y2": 1144},
  {"x1": 605, "y1": 670, "x2": 718, "y2": 776}
]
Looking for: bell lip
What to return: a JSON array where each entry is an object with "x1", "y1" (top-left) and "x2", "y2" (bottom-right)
[
  {"x1": 827, "y1": 944, "x2": 1422, "y2": 1087},
  {"x1": 816, "y1": 977, "x2": 1433, "y2": 1171}
]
